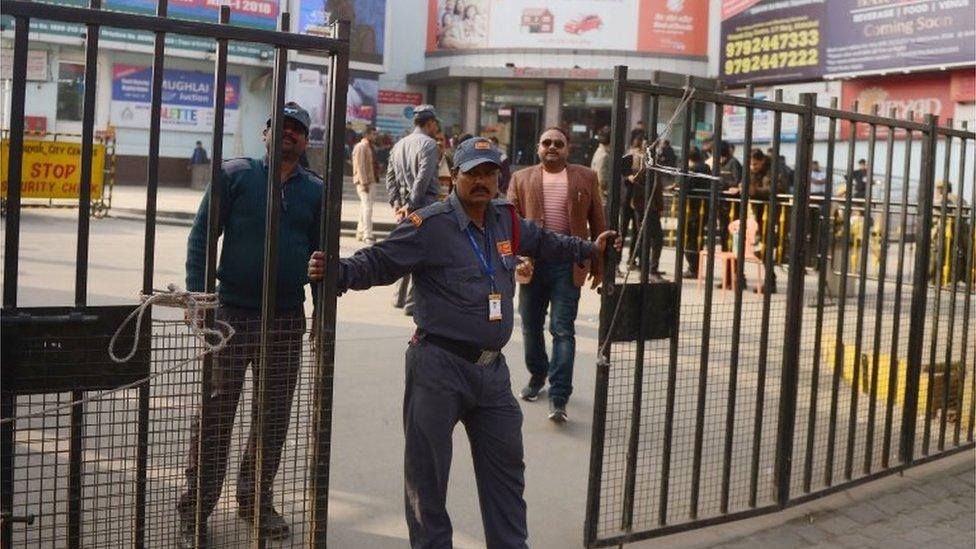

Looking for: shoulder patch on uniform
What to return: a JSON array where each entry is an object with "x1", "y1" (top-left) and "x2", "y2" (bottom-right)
[
  {"x1": 408, "y1": 212, "x2": 423, "y2": 227},
  {"x1": 497, "y1": 240, "x2": 512, "y2": 256}
]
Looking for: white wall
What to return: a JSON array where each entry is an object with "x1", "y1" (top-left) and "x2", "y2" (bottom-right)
[{"x1": 377, "y1": 0, "x2": 427, "y2": 95}]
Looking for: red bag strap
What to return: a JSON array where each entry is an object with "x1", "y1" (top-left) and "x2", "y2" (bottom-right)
[{"x1": 508, "y1": 204, "x2": 520, "y2": 255}]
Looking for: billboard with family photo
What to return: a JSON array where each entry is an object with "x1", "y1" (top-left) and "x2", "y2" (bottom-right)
[{"x1": 425, "y1": 0, "x2": 708, "y2": 56}]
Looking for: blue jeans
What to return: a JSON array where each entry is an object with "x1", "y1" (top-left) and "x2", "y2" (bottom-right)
[{"x1": 518, "y1": 261, "x2": 581, "y2": 406}]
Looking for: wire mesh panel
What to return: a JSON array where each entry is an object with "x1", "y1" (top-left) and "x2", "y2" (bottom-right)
[
  {"x1": 586, "y1": 66, "x2": 976, "y2": 548},
  {"x1": 4, "y1": 318, "x2": 321, "y2": 548}
]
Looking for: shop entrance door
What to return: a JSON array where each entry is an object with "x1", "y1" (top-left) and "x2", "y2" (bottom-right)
[{"x1": 510, "y1": 106, "x2": 541, "y2": 166}]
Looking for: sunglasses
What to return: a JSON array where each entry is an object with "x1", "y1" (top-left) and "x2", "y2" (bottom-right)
[{"x1": 540, "y1": 139, "x2": 565, "y2": 149}]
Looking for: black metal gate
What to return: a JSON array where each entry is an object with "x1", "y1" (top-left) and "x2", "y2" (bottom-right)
[
  {"x1": 585, "y1": 66, "x2": 975, "y2": 547},
  {"x1": 0, "y1": 2, "x2": 348, "y2": 547}
]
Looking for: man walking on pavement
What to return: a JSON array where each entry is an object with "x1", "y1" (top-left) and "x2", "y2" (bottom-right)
[
  {"x1": 589, "y1": 130, "x2": 612, "y2": 200},
  {"x1": 188, "y1": 140, "x2": 210, "y2": 189},
  {"x1": 353, "y1": 125, "x2": 378, "y2": 244},
  {"x1": 178, "y1": 102, "x2": 322, "y2": 548},
  {"x1": 308, "y1": 137, "x2": 620, "y2": 548},
  {"x1": 507, "y1": 127, "x2": 606, "y2": 422},
  {"x1": 386, "y1": 104, "x2": 441, "y2": 314}
]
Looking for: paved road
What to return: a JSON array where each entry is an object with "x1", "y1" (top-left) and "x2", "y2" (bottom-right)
[{"x1": 2, "y1": 209, "x2": 973, "y2": 548}]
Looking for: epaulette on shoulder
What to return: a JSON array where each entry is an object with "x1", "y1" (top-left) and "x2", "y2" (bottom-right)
[
  {"x1": 405, "y1": 200, "x2": 452, "y2": 228},
  {"x1": 300, "y1": 166, "x2": 324, "y2": 185},
  {"x1": 491, "y1": 197, "x2": 514, "y2": 208}
]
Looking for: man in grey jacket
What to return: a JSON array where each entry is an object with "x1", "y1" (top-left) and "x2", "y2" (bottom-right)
[{"x1": 386, "y1": 104, "x2": 441, "y2": 313}]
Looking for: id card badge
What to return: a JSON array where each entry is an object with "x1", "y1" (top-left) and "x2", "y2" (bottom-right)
[{"x1": 488, "y1": 293, "x2": 503, "y2": 322}]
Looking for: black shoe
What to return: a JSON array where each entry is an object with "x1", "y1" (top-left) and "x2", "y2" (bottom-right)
[
  {"x1": 178, "y1": 518, "x2": 210, "y2": 549},
  {"x1": 519, "y1": 381, "x2": 545, "y2": 401},
  {"x1": 404, "y1": 306, "x2": 414, "y2": 317},
  {"x1": 548, "y1": 400, "x2": 568, "y2": 423},
  {"x1": 237, "y1": 507, "x2": 291, "y2": 540}
]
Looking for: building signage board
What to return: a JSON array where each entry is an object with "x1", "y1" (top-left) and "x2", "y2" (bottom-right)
[
  {"x1": 2, "y1": 0, "x2": 277, "y2": 59},
  {"x1": 840, "y1": 72, "x2": 959, "y2": 139},
  {"x1": 720, "y1": 0, "x2": 976, "y2": 86},
  {"x1": 426, "y1": 0, "x2": 708, "y2": 56},
  {"x1": 110, "y1": 64, "x2": 241, "y2": 133},
  {"x1": 1, "y1": 139, "x2": 105, "y2": 200},
  {"x1": 376, "y1": 90, "x2": 423, "y2": 137}
]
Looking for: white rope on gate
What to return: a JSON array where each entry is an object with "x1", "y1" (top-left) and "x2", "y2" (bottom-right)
[
  {"x1": 0, "y1": 284, "x2": 235, "y2": 426},
  {"x1": 598, "y1": 85, "x2": 698, "y2": 358}
]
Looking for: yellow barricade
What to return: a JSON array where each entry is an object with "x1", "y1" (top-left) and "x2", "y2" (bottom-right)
[{"x1": 1, "y1": 139, "x2": 105, "y2": 200}]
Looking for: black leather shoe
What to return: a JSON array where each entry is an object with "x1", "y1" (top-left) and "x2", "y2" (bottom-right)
[
  {"x1": 682, "y1": 268, "x2": 697, "y2": 279},
  {"x1": 238, "y1": 507, "x2": 291, "y2": 540},
  {"x1": 178, "y1": 518, "x2": 209, "y2": 549}
]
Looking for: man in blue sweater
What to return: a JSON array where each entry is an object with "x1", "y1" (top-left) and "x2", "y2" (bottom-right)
[{"x1": 178, "y1": 102, "x2": 322, "y2": 548}]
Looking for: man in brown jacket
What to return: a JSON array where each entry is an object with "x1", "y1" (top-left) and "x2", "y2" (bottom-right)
[
  {"x1": 352, "y1": 125, "x2": 378, "y2": 243},
  {"x1": 507, "y1": 127, "x2": 606, "y2": 422}
]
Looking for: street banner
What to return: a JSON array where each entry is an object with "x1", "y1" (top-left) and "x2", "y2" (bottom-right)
[
  {"x1": 426, "y1": 0, "x2": 707, "y2": 56},
  {"x1": 376, "y1": 90, "x2": 424, "y2": 137},
  {"x1": 1, "y1": 139, "x2": 105, "y2": 200},
  {"x1": 1, "y1": 0, "x2": 277, "y2": 59},
  {"x1": 299, "y1": 0, "x2": 387, "y2": 66},
  {"x1": 721, "y1": 0, "x2": 976, "y2": 86},
  {"x1": 110, "y1": 65, "x2": 241, "y2": 134}
]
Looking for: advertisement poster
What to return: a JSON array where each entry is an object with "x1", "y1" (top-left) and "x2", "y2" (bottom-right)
[
  {"x1": 722, "y1": 81, "x2": 839, "y2": 143},
  {"x1": 347, "y1": 72, "x2": 379, "y2": 131},
  {"x1": 720, "y1": 0, "x2": 825, "y2": 86},
  {"x1": 299, "y1": 0, "x2": 386, "y2": 65},
  {"x1": 426, "y1": 0, "x2": 707, "y2": 56},
  {"x1": 824, "y1": 0, "x2": 976, "y2": 77},
  {"x1": 376, "y1": 90, "x2": 424, "y2": 137},
  {"x1": 110, "y1": 65, "x2": 241, "y2": 133},
  {"x1": 720, "y1": 0, "x2": 976, "y2": 85},
  {"x1": 3, "y1": 0, "x2": 277, "y2": 58},
  {"x1": 287, "y1": 67, "x2": 330, "y2": 143}
]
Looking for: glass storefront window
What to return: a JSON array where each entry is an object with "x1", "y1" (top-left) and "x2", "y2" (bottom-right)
[
  {"x1": 57, "y1": 62, "x2": 85, "y2": 122},
  {"x1": 561, "y1": 81, "x2": 613, "y2": 165},
  {"x1": 480, "y1": 80, "x2": 544, "y2": 164},
  {"x1": 433, "y1": 81, "x2": 462, "y2": 137}
]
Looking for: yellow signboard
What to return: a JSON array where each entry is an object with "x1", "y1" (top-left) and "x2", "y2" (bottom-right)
[{"x1": 1, "y1": 139, "x2": 105, "y2": 200}]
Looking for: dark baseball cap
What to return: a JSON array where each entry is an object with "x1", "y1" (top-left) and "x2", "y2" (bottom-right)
[
  {"x1": 266, "y1": 101, "x2": 311, "y2": 135},
  {"x1": 453, "y1": 137, "x2": 503, "y2": 173},
  {"x1": 413, "y1": 104, "x2": 438, "y2": 124}
]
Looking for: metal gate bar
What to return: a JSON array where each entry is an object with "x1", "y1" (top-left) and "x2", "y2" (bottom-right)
[{"x1": 586, "y1": 66, "x2": 976, "y2": 548}]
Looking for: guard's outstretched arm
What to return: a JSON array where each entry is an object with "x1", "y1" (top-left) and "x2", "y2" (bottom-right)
[{"x1": 308, "y1": 219, "x2": 429, "y2": 293}]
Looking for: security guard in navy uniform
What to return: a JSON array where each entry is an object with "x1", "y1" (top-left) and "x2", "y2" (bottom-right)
[{"x1": 308, "y1": 137, "x2": 619, "y2": 548}]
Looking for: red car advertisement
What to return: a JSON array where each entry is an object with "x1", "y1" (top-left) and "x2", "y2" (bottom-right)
[{"x1": 564, "y1": 14, "x2": 602, "y2": 34}]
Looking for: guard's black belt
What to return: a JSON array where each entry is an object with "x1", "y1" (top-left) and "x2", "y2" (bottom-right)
[{"x1": 418, "y1": 332, "x2": 501, "y2": 366}]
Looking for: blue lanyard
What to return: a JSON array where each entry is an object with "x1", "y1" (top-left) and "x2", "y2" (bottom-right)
[{"x1": 464, "y1": 224, "x2": 496, "y2": 292}]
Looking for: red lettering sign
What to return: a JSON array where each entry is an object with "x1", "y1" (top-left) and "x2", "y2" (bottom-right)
[{"x1": 841, "y1": 72, "x2": 954, "y2": 139}]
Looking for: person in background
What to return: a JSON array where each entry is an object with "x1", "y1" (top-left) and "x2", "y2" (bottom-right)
[
  {"x1": 851, "y1": 158, "x2": 868, "y2": 199},
  {"x1": 188, "y1": 141, "x2": 210, "y2": 189},
  {"x1": 810, "y1": 160, "x2": 827, "y2": 196},
  {"x1": 683, "y1": 146, "x2": 712, "y2": 278},
  {"x1": 590, "y1": 130, "x2": 612, "y2": 200},
  {"x1": 621, "y1": 134, "x2": 647, "y2": 267},
  {"x1": 507, "y1": 127, "x2": 606, "y2": 422},
  {"x1": 435, "y1": 132, "x2": 453, "y2": 198},
  {"x1": 352, "y1": 125, "x2": 378, "y2": 244},
  {"x1": 386, "y1": 104, "x2": 441, "y2": 315},
  {"x1": 489, "y1": 135, "x2": 512, "y2": 195}
]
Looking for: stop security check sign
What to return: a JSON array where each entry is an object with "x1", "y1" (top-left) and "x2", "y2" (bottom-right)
[{"x1": 0, "y1": 139, "x2": 105, "y2": 200}]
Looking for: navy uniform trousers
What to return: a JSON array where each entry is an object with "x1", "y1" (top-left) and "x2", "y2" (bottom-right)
[{"x1": 404, "y1": 340, "x2": 528, "y2": 549}]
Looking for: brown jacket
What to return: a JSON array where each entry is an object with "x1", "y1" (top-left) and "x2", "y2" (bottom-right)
[{"x1": 507, "y1": 164, "x2": 606, "y2": 287}]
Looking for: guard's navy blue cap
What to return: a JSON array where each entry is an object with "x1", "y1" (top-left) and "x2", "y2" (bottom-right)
[
  {"x1": 266, "y1": 101, "x2": 311, "y2": 135},
  {"x1": 454, "y1": 137, "x2": 503, "y2": 173}
]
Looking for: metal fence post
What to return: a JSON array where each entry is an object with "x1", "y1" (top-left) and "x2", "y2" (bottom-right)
[
  {"x1": 583, "y1": 64, "x2": 627, "y2": 548},
  {"x1": 309, "y1": 19, "x2": 350, "y2": 549},
  {"x1": 900, "y1": 114, "x2": 939, "y2": 465},
  {"x1": 773, "y1": 92, "x2": 816, "y2": 506}
]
